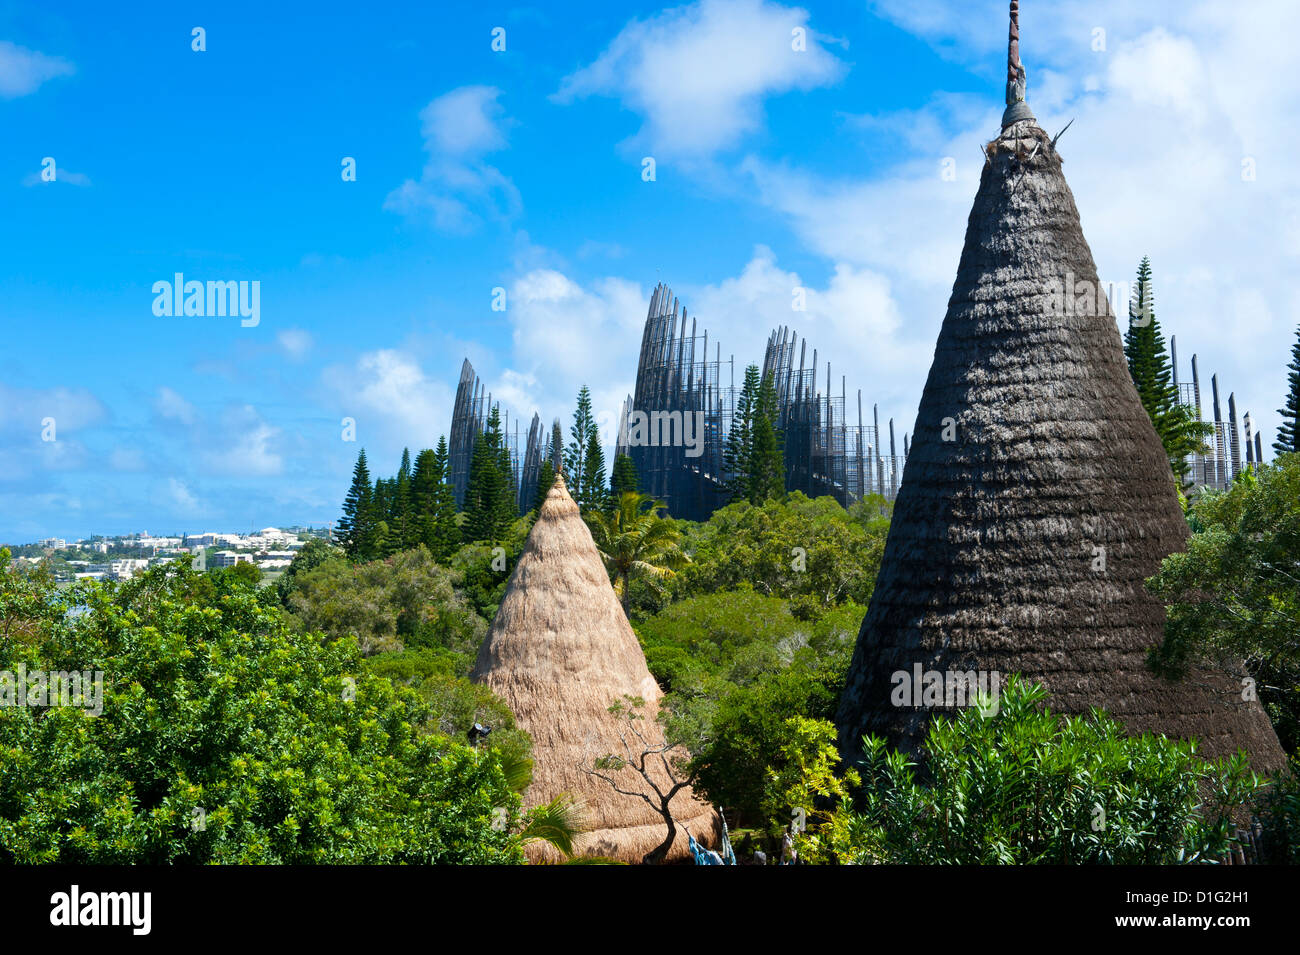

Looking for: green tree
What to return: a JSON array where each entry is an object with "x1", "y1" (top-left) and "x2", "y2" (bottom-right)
[
  {"x1": 412, "y1": 440, "x2": 460, "y2": 561},
  {"x1": 579, "y1": 429, "x2": 607, "y2": 510},
  {"x1": 838, "y1": 678, "x2": 1260, "y2": 864},
  {"x1": 286, "y1": 546, "x2": 488, "y2": 661},
  {"x1": 723, "y1": 364, "x2": 760, "y2": 501},
  {"x1": 584, "y1": 492, "x2": 687, "y2": 616},
  {"x1": 610, "y1": 453, "x2": 638, "y2": 501},
  {"x1": 463, "y1": 407, "x2": 513, "y2": 543},
  {"x1": 1274, "y1": 325, "x2": 1300, "y2": 456},
  {"x1": 534, "y1": 458, "x2": 555, "y2": 513},
  {"x1": 275, "y1": 538, "x2": 344, "y2": 607},
  {"x1": 338, "y1": 449, "x2": 375, "y2": 560},
  {"x1": 564, "y1": 386, "x2": 596, "y2": 496},
  {"x1": 0, "y1": 557, "x2": 528, "y2": 864},
  {"x1": 747, "y1": 372, "x2": 786, "y2": 504},
  {"x1": 677, "y1": 492, "x2": 889, "y2": 610},
  {"x1": 393, "y1": 448, "x2": 414, "y2": 550},
  {"x1": 1123, "y1": 257, "x2": 1213, "y2": 486},
  {"x1": 1147, "y1": 453, "x2": 1300, "y2": 752}
]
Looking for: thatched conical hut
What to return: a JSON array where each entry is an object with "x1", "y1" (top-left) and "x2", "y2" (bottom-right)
[
  {"x1": 836, "y1": 2, "x2": 1285, "y2": 771},
  {"x1": 472, "y1": 474, "x2": 720, "y2": 862}
]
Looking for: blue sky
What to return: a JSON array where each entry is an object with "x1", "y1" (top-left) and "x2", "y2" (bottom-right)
[{"x1": 4, "y1": 0, "x2": 1299, "y2": 542}]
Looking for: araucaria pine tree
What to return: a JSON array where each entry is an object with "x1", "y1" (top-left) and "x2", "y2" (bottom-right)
[
  {"x1": 565, "y1": 386, "x2": 597, "y2": 496},
  {"x1": 610, "y1": 453, "x2": 638, "y2": 500},
  {"x1": 747, "y1": 371, "x2": 786, "y2": 504},
  {"x1": 411, "y1": 438, "x2": 460, "y2": 560},
  {"x1": 337, "y1": 449, "x2": 375, "y2": 560},
  {"x1": 723, "y1": 364, "x2": 761, "y2": 501},
  {"x1": 393, "y1": 447, "x2": 414, "y2": 549},
  {"x1": 1274, "y1": 325, "x2": 1300, "y2": 456},
  {"x1": 534, "y1": 458, "x2": 555, "y2": 513},
  {"x1": 1122, "y1": 257, "x2": 1212, "y2": 486},
  {"x1": 580, "y1": 429, "x2": 607, "y2": 510},
  {"x1": 463, "y1": 405, "x2": 514, "y2": 543}
]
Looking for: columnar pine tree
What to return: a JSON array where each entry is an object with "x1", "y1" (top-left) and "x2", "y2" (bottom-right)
[
  {"x1": 393, "y1": 447, "x2": 414, "y2": 549},
  {"x1": 534, "y1": 458, "x2": 555, "y2": 512},
  {"x1": 610, "y1": 453, "x2": 638, "y2": 500},
  {"x1": 410, "y1": 446, "x2": 439, "y2": 550},
  {"x1": 495, "y1": 413, "x2": 519, "y2": 529},
  {"x1": 1274, "y1": 325, "x2": 1300, "y2": 456},
  {"x1": 338, "y1": 450, "x2": 374, "y2": 560},
  {"x1": 565, "y1": 386, "x2": 596, "y2": 494},
  {"x1": 463, "y1": 405, "x2": 513, "y2": 542},
  {"x1": 747, "y1": 372, "x2": 786, "y2": 504},
  {"x1": 580, "y1": 430, "x2": 607, "y2": 510},
  {"x1": 1123, "y1": 257, "x2": 1212, "y2": 486},
  {"x1": 724, "y1": 365, "x2": 761, "y2": 501},
  {"x1": 429, "y1": 436, "x2": 460, "y2": 559},
  {"x1": 370, "y1": 477, "x2": 399, "y2": 557}
]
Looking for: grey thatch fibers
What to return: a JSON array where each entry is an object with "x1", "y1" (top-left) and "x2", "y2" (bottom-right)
[
  {"x1": 472, "y1": 474, "x2": 719, "y2": 862},
  {"x1": 835, "y1": 5, "x2": 1285, "y2": 772}
]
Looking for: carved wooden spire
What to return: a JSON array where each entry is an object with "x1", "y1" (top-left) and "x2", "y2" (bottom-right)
[{"x1": 1002, "y1": 1, "x2": 1035, "y2": 126}]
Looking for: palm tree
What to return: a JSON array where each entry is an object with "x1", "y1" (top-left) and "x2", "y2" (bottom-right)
[
  {"x1": 495, "y1": 749, "x2": 586, "y2": 858},
  {"x1": 584, "y1": 491, "x2": 687, "y2": 616}
]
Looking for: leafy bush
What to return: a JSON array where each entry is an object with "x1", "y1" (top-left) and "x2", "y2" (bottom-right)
[
  {"x1": 638, "y1": 591, "x2": 861, "y2": 830},
  {"x1": 840, "y1": 678, "x2": 1261, "y2": 864},
  {"x1": 0, "y1": 558, "x2": 527, "y2": 864},
  {"x1": 676, "y1": 492, "x2": 889, "y2": 609},
  {"x1": 1148, "y1": 453, "x2": 1300, "y2": 752},
  {"x1": 1255, "y1": 761, "x2": 1300, "y2": 864},
  {"x1": 287, "y1": 546, "x2": 486, "y2": 661}
]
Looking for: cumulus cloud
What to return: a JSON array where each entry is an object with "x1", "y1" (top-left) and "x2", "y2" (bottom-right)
[
  {"x1": 202, "y1": 405, "x2": 283, "y2": 477},
  {"x1": 555, "y1": 0, "x2": 846, "y2": 158},
  {"x1": 496, "y1": 246, "x2": 928, "y2": 446},
  {"x1": 168, "y1": 478, "x2": 199, "y2": 511},
  {"x1": 0, "y1": 40, "x2": 73, "y2": 98},
  {"x1": 277, "y1": 328, "x2": 313, "y2": 360},
  {"x1": 384, "y1": 85, "x2": 520, "y2": 231},
  {"x1": 737, "y1": 0, "x2": 1300, "y2": 446},
  {"x1": 153, "y1": 386, "x2": 196, "y2": 426},
  {"x1": 325, "y1": 349, "x2": 455, "y2": 451}
]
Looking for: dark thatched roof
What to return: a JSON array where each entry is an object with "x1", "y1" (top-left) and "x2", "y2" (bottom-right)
[{"x1": 834, "y1": 110, "x2": 1285, "y2": 773}]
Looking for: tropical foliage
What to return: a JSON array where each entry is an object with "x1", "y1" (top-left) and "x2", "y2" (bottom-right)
[
  {"x1": 0, "y1": 557, "x2": 531, "y2": 864},
  {"x1": 836, "y1": 679, "x2": 1261, "y2": 865}
]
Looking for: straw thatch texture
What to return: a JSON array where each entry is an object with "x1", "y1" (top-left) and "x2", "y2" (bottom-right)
[
  {"x1": 835, "y1": 120, "x2": 1286, "y2": 772},
  {"x1": 472, "y1": 475, "x2": 720, "y2": 863}
]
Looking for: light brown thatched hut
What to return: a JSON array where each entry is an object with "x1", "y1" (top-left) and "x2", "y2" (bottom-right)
[
  {"x1": 836, "y1": 2, "x2": 1285, "y2": 772},
  {"x1": 472, "y1": 474, "x2": 720, "y2": 863}
]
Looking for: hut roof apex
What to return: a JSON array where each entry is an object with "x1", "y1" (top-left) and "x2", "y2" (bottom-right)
[{"x1": 1001, "y1": 1, "x2": 1035, "y2": 128}]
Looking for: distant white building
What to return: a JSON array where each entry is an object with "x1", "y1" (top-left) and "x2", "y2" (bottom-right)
[
  {"x1": 37, "y1": 538, "x2": 66, "y2": 550},
  {"x1": 211, "y1": 551, "x2": 255, "y2": 569},
  {"x1": 108, "y1": 559, "x2": 149, "y2": 579}
]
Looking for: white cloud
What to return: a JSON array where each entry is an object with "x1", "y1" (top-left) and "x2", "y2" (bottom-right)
[
  {"x1": 420, "y1": 85, "x2": 510, "y2": 155},
  {"x1": 277, "y1": 328, "x2": 313, "y2": 360},
  {"x1": 203, "y1": 406, "x2": 283, "y2": 477},
  {"x1": 499, "y1": 247, "x2": 928, "y2": 447},
  {"x1": 168, "y1": 478, "x2": 199, "y2": 511},
  {"x1": 154, "y1": 386, "x2": 196, "y2": 426},
  {"x1": 555, "y1": 0, "x2": 846, "y2": 158},
  {"x1": 0, "y1": 40, "x2": 73, "y2": 98},
  {"x1": 506, "y1": 269, "x2": 648, "y2": 438},
  {"x1": 326, "y1": 349, "x2": 455, "y2": 450},
  {"x1": 734, "y1": 0, "x2": 1300, "y2": 448},
  {"x1": 384, "y1": 85, "x2": 520, "y2": 231},
  {"x1": 0, "y1": 384, "x2": 105, "y2": 435}
]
